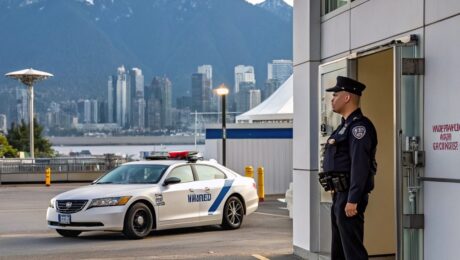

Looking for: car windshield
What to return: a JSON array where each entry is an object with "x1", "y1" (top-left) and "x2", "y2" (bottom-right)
[{"x1": 96, "y1": 164, "x2": 168, "y2": 184}]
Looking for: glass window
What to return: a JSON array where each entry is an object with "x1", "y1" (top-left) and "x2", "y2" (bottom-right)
[
  {"x1": 167, "y1": 165, "x2": 194, "y2": 183},
  {"x1": 195, "y1": 165, "x2": 226, "y2": 181},
  {"x1": 96, "y1": 164, "x2": 168, "y2": 184},
  {"x1": 322, "y1": 0, "x2": 348, "y2": 15}
]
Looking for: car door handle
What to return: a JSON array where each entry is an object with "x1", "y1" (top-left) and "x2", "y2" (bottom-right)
[
  {"x1": 189, "y1": 188, "x2": 195, "y2": 192},
  {"x1": 204, "y1": 187, "x2": 211, "y2": 193}
]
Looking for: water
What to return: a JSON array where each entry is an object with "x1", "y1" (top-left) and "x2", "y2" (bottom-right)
[{"x1": 52, "y1": 144, "x2": 206, "y2": 159}]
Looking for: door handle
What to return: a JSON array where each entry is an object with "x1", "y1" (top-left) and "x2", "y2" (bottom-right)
[
  {"x1": 204, "y1": 187, "x2": 211, "y2": 193},
  {"x1": 189, "y1": 188, "x2": 195, "y2": 192}
]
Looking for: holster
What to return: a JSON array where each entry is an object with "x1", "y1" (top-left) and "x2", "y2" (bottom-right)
[{"x1": 318, "y1": 172, "x2": 350, "y2": 192}]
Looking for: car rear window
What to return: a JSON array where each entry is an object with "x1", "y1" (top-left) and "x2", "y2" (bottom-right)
[{"x1": 194, "y1": 165, "x2": 226, "y2": 181}]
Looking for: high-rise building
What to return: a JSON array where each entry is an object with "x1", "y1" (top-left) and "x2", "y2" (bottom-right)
[
  {"x1": 197, "y1": 65, "x2": 216, "y2": 112},
  {"x1": 0, "y1": 114, "x2": 7, "y2": 134},
  {"x1": 197, "y1": 65, "x2": 213, "y2": 89},
  {"x1": 145, "y1": 76, "x2": 172, "y2": 130},
  {"x1": 129, "y1": 68, "x2": 145, "y2": 129},
  {"x1": 236, "y1": 82, "x2": 260, "y2": 113},
  {"x1": 107, "y1": 75, "x2": 117, "y2": 123},
  {"x1": 234, "y1": 65, "x2": 256, "y2": 94},
  {"x1": 77, "y1": 99, "x2": 91, "y2": 124},
  {"x1": 263, "y1": 78, "x2": 281, "y2": 100},
  {"x1": 191, "y1": 73, "x2": 206, "y2": 112},
  {"x1": 268, "y1": 59, "x2": 293, "y2": 85},
  {"x1": 98, "y1": 101, "x2": 108, "y2": 124},
  {"x1": 15, "y1": 88, "x2": 28, "y2": 124},
  {"x1": 116, "y1": 65, "x2": 129, "y2": 127},
  {"x1": 132, "y1": 98, "x2": 146, "y2": 129},
  {"x1": 249, "y1": 89, "x2": 261, "y2": 109},
  {"x1": 90, "y1": 100, "x2": 98, "y2": 123}
]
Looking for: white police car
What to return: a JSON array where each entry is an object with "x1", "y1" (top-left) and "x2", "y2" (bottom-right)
[{"x1": 46, "y1": 152, "x2": 259, "y2": 239}]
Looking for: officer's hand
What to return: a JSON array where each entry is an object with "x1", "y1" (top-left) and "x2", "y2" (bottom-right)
[{"x1": 345, "y1": 203, "x2": 358, "y2": 217}]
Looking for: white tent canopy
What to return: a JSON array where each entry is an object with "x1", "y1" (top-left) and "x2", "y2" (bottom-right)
[{"x1": 236, "y1": 75, "x2": 293, "y2": 123}]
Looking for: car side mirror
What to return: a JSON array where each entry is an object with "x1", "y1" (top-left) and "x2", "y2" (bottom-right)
[{"x1": 163, "y1": 177, "x2": 181, "y2": 186}]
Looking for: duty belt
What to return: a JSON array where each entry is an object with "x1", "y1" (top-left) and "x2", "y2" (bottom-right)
[{"x1": 318, "y1": 172, "x2": 350, "y2": 192}]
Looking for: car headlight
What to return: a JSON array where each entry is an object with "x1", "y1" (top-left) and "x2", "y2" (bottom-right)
[
  {"x1": 88, "y1": 196, "x2": 132, "y2": 209},
  {"x1": 49, "y1": 198, "x2": 55, "y2": 208}
]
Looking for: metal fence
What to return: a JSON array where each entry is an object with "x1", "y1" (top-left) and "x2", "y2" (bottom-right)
[{"x1": 0, "y1": 155, "x2": 129, "y2": 174}]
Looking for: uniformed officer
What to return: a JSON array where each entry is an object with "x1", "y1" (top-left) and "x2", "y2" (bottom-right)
[{"x1": 321, "y1": 76, "x2": 378, "y2": 260}]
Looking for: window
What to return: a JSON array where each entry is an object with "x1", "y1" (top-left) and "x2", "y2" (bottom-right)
[
  {"x1": 168, "y1": 165, "x2": 194, "y2": 183},
  {"x1": 322, "y1": 0, "x2": 349, "y2": 15},
  {"x1": 194, "y1": 165, "x2": 226, "y2": 181},
  {"x1": 97, "y1": 164, "x2": 168, "y2": 184}
]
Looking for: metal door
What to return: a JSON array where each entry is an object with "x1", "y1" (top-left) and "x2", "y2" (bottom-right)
[{"x1": 394, "y1": 42, "x2": 425, "y2": 260}]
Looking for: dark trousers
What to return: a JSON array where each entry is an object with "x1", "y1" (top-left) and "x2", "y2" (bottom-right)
[{"x1": 331, "y1": 192, "x2": 369, "y2": 260}]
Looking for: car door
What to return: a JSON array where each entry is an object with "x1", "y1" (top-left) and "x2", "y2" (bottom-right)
[
  {"x1": 158, "y1": 165, "x2": 199, "y2": 228},
  {"x1": 193, "y1": 164, "x2": 231, "y2": 223}
]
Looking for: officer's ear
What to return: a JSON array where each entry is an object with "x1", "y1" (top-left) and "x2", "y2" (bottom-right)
[{"x1": 344, "y1": 93, "x2": 351, "y2": 103}]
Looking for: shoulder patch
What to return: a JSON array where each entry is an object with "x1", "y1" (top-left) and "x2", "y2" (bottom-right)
[{"x1": 352, "y1": 126, "x2": 366, "y2": 139}]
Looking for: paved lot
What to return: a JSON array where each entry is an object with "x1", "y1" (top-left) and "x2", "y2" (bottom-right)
[{"x1": 0, "y1": 183, "x2": 296, "y2": 260}]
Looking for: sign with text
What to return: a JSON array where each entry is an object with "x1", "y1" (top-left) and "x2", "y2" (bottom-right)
[{"x1": 431, "y1": 123, "x2": 460, "y2": 151}]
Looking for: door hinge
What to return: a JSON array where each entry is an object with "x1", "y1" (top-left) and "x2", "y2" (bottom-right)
[{"x1": 402, "y1": 58, "x2": 425, "y2": 75}]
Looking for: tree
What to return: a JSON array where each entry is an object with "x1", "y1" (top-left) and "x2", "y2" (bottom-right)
[
  {"x1": 0, "y1": 134, "x2": 17, "y2": 158},
  {"x1": 7, "y1": 119, "x2": 55, "y2": 157}
]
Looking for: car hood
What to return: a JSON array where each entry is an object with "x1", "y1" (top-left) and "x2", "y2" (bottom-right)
[{"x1": 54, "y1": 184, "x2": 160, "y2": 200}]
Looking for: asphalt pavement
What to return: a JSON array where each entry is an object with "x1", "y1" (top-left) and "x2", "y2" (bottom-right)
[{"x1": 0, "y1": 183, "x2": 297, "y2": 260}]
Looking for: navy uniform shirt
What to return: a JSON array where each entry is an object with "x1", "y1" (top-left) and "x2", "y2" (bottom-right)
[{"x1": 323, "y1": 108, "x2": 378, "y2": 203}]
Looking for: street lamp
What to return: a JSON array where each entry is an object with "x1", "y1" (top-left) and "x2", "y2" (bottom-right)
[
  {"x1": 5, "y1": 68, "x2": 53, "y2": 158},
  {"x1": 214, "y1": 84, "x2": 229, "y2": 166}
]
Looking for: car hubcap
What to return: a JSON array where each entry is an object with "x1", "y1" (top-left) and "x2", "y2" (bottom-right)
[
  {"x1": 136, "y1": 215, "x2": 145, "y2": 226},
  {"x1": 228, "y1": 200, "x2": 242, "y2": 225},
  {"x1": 133, "y1": 210, "x2": 148, "y2": 233}
]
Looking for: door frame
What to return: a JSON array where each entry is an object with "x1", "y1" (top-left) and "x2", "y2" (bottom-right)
[{"x1": 317, "y1": 34, "x2": 424, "y2": 259}]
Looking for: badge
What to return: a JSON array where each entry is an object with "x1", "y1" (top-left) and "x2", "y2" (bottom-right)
[
  {"x1": 328, "y1": 139, "x2": 335, "y2": 144},
  {"x1": 352, "y1": 126, "x2": 366, "y2": 139}
]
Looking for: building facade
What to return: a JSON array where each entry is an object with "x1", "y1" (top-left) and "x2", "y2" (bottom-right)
[
  {"x1": 268, "y1": 59, "x2": 293, "y2": 85},
  {"x1": 234, "y1": 65, "x2": 256, "y2": 94},
  {"x1": 293, "y1": 1, "x2": 460, "y2": 259}
]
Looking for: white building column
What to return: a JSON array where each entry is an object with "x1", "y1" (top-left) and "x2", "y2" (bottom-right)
[{"x1": 292, "y1": 0, "x2": 321, "y2": 258}]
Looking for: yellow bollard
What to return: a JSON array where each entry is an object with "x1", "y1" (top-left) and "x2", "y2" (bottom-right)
[
  {"x1": 45, "y1": 167, "x2": 51, "y2": 186},
  {"x1": 257, "y1": 167, "x2": 265, "y2": 202},
  {"x1": 245, "y1": 166, "x2": 254, "y2": 178}
]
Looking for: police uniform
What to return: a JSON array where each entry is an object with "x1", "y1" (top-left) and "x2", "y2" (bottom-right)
[{"x1": 322, "y1": 76, "x2": 378, "y2": 260}]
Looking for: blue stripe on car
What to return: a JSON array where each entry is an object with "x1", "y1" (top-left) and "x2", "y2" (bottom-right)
[{"x1": 208, "y1": 179, "x2": 234, "y2": 215}]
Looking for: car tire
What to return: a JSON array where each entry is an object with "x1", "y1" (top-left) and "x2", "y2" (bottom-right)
[
  {"x1": 123, "y1": 202, "x2": 153, "y2": 239},
  {"x1": 221, "y1": 196, "x2": 244, "y2": 230},
  {"x1": 56, "y1": 229, "x2": 82, "y2": 237}
]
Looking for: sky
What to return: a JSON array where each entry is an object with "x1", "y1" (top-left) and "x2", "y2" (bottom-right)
[{"x1": 246, "y1": 0, "x2": 294, "y2": 6}]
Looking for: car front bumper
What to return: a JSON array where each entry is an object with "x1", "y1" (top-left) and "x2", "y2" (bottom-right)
[{"x1": 46, "y1": 205, "x2": 127, "y2": 231}]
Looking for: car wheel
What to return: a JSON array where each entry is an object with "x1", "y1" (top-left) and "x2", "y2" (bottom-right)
[
  {"x1": 221, "y1": 196, "x2": 244, "y2": 230},
  {"x1": 56, "y1": 229, "x2": 82, "y2": 237},
  {"x1": 123, "y1": 202, "x2": 153, "y2": 239}
]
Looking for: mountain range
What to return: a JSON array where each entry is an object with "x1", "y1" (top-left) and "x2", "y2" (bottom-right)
[{"x1": 0, "y1": 0, "x2": 292, "y2": 109}]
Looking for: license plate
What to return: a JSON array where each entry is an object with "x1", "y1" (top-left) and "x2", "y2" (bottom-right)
[{"x1": 58, "y1": 214, "x2": 71, "y2": 225}]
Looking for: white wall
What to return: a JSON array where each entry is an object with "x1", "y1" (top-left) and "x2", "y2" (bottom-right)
[
  {"x1": 424, "y1": 14, "x2": 460, "y2": 259},
  {"x1": 205, "y1": 125, "x2": 293, "y2": 195}
]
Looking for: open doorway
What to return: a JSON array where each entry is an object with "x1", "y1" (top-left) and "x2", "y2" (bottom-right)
[{"x1": 357, "y1": 48, "x2": 396, "y2": 257}]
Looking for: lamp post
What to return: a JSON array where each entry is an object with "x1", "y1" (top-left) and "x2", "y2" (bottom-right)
[
  {"x1": 214, "y1": 84, "x2": 229, "y2": 166},
  {"x1": 5, "y1": 68, "x2": 53, "y2": 158}
]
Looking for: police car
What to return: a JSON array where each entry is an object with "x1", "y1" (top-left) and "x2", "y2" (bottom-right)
[{"x1": 46, "y1": 152, "x2": 258, "y2": 239}]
